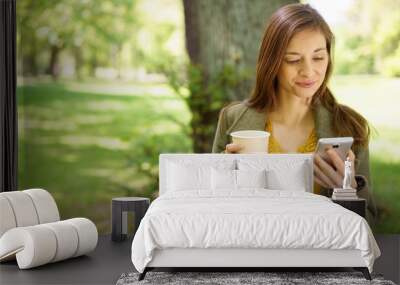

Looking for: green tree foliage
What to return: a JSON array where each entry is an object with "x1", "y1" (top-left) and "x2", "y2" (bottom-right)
[
  {"x1": 335, "y1": 0, "x2": 400, "y2": 76},
  {"x1": 17, "y1": 0, "x2": 137, "y2": 79},
  {"x1": 160, "y1": 60, "x2": 251, "y2": 153},
  {"x1": 129, "y1": 0, "x2": 186, "y2": 73},
  {"x1": 122, "y1": 132, "x2": 192, "y2": 199}
]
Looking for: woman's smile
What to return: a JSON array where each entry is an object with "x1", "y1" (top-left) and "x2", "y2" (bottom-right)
[{"x1": 295, "y1": 80, "x2": 317, "y2": 88}]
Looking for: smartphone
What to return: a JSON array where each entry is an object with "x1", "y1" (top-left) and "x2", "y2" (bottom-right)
[{"x1": 315, "y1": 137, "x2": 354, "y2": 162}]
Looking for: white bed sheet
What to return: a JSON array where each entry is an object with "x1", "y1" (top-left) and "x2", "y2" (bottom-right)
[{"x1": 131, "y1": 189, "x2": 380, "y2": 273}]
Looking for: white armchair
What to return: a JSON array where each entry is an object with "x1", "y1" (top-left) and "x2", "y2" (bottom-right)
[{"x1": 0, "y1": 189, "x2": 98, "y2": 269}]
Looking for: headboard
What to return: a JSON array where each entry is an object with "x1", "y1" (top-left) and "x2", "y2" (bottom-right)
[{"x1": 159, "y1": 153, "x2": 314, "y2": 195}]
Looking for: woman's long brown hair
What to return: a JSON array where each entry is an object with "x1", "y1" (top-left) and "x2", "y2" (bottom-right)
[{"x1": 247, "y1": 3, "x2": 370, "y2": 152}]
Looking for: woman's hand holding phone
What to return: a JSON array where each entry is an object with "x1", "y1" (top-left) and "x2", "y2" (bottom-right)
[
  {"x1": 314, "y1": 148, "x2": 357, "y2": 189},
  {"x1": 226, "y1": 139, "x2": 357, "y2": 189}
]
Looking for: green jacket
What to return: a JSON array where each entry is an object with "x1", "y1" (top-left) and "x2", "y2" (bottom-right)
[{"x1": 212, "y1": 102, "x2": 378, "y2": 225}]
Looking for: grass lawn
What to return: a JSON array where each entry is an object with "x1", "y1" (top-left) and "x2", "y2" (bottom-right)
[
  {"x1": 331, "y1": 75, "x2": 400, "y2": 233},
  {"x1": 17, "y1": 80, "x2": 192, "y2": 233},
  {"x1": 18, "y1": 75, "x2": 400, "y2": 233}
]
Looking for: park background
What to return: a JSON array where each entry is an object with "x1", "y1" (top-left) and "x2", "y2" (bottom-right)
[{"x1": 16, "y1": 0, "x2": 400, "y2": 234}]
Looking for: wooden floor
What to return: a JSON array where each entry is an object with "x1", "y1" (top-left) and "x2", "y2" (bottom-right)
[{"x1": 0, "y1": 234, "x2": 399, "y2": 285}]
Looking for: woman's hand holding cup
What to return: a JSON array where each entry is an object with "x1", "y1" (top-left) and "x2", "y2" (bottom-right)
[{"x1": 225, "y1": 143, "x2": 243, "y2": 153}]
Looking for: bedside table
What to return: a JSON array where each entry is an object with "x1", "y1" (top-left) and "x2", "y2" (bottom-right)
[
  {"x1": 111, "y1": 197, "x2": 150, "y2": 242},
  {"x1": 331, "y1": 198, "x2": 366, "y2": 218}
]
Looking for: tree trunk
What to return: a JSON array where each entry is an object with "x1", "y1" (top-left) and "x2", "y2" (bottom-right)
[
  {"x1": 21, "y1": 30, "x2": 38, "y2": 77},
  {"x1": 73, "y1": 46, "x2": 83, "y2": 80},
  {"x1": 47, "y1": 45, "x2": 62, "y2": 80},
  {"x1": 182, "y1": 0, "x2": 298, "y2": 153},
  {"x1": 28, "y1": 39, "x2": 38, "y2": 76},
  {"x1": 116, "y1": 44, "x2": 123, "y2": 79},
  {"x1": 89, "y1": 51, "x2": 98, "y2": 77}
]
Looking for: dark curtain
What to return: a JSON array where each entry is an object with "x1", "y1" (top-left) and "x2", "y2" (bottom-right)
[{"x1": 0, "y1": 0, "x2": 17, "y2": 192}]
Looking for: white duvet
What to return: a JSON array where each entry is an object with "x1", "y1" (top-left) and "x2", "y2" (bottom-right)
[{"x1": 131, "y1": 190, "x2": 381, "y2": 273}]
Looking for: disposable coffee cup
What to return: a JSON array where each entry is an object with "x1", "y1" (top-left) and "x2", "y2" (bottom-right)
[{"x1": 230, "y1": 130, "x2": 270, "y2": 154}]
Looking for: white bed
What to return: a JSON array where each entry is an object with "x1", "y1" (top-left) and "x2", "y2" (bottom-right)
[{"x1": 131, "y1": 154, "x2": 380, "y2": 281}]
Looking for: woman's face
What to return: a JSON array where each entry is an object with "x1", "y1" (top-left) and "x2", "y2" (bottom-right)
[{"x1": 277, "y1": 28, "x2": 329, "y2": 101}]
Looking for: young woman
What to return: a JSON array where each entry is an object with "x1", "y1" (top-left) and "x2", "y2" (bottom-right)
[{"x1": 212, "y1": 3, "x2": 377, "y2": 225}]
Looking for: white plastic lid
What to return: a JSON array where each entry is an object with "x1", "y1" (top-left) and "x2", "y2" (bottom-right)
[{"x1": 230, "y1": 130, "x2": 270, "y2": 139}]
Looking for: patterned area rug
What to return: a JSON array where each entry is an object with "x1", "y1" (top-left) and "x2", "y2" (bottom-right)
[{"x1": 116, "y1": 271, "x2": 396, "y2": 285}]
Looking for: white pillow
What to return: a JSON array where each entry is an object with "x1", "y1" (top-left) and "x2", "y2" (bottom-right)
[
  {"x1": 166, "y1": 158, "x2": 236, "y2": 192},
  {"x1": 236, "y1": 169, "x2": 267, "y2": 188},
  {"x1": 266, "y1": 163, "x2": 307, "y2": 191},
  {"x1": 211, "y1": 168, "x2": 267, "y2": 190},
  {"x1": 237, "y1": 157, "x2": 310, "y2": 192},
  {"x1": 167, "y1": 162, "x2": 211, "y2": 191},
  {"x1": 211, "y1": 168, "x2": 236, "y2": 190}
]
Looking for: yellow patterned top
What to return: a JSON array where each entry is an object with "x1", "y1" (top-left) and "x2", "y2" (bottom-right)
[{"x1": 265, "y1": 119, "x2": 321, "y2": 194}]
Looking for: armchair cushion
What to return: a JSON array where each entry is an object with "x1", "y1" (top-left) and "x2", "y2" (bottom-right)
[
  {"x1": 0, "y1": 189, "x2": 98, "y2": 269},
  {"x1": 0, "y1": 218, "x2": 97, "y2": 269}
]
